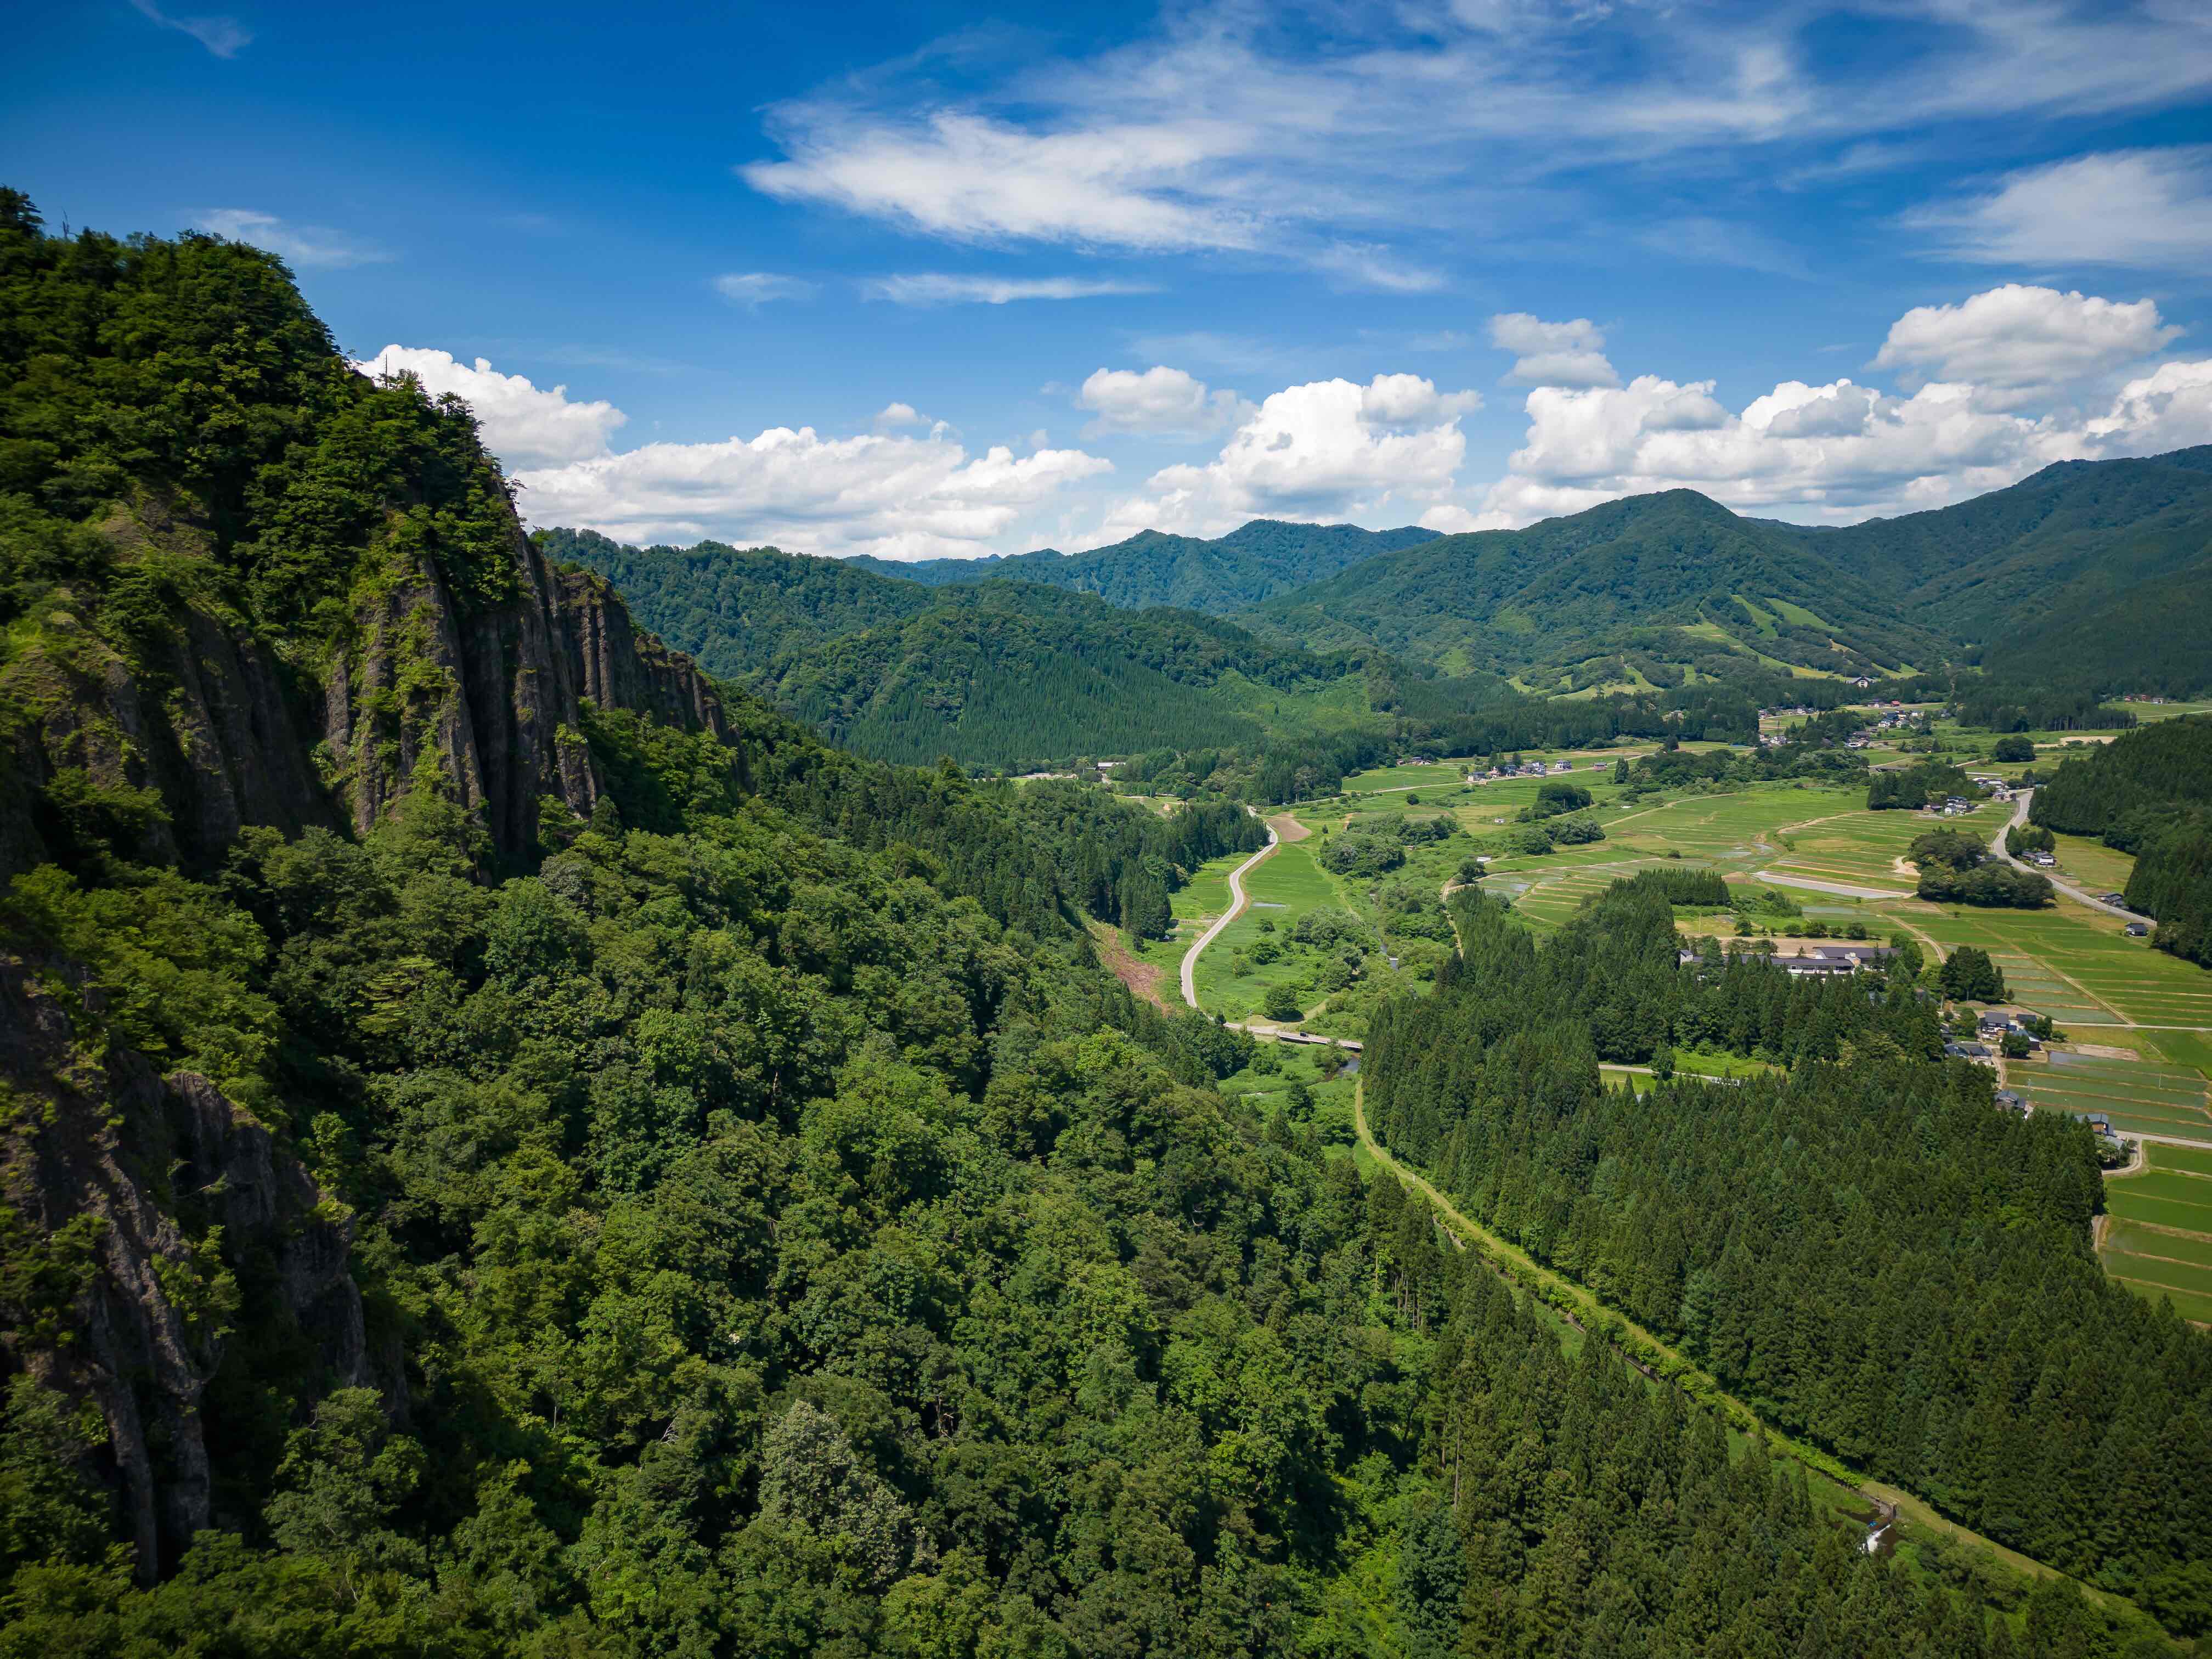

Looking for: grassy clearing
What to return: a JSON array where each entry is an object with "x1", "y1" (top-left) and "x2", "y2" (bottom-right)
[
  {"x1": 2047, "y1": 833, "x2": 2135, "y2": 895},
  {"x1": 1766, "y1": 802, "x2": 2005, "y2": 891}
]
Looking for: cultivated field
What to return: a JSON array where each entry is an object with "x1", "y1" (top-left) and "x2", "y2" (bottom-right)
[{"x1": 2101, "y1": 1144, "x2": 2212, "y2": 1325}]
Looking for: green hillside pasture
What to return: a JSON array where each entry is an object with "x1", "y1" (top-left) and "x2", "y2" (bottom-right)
[
  {"x1": 1169, "y1": 848, "x2": 1251, "y2": 933},
  {"x1": 1188, "y1": 838, "x2": 1344, "y2": 1024},
  {"x1": 1767, "y1": 803, "x2": 2004, "y2": 892},
  {"x1": 1606, "y1": 785, "x2": 1860, "y2": 867}
]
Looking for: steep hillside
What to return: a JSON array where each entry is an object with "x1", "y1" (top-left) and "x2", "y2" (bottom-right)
[
  {"x1": 847, "y1": 516, "x2": 1437, "y2": 611},
  {"x1": 1252, "y1": 489, "x2": 1949, "y2": 681},
  {"x1": 0, "y1": 195, "x2": 754, "y2": 880},
  {"x1": 537, "y1": 526, "x2": 936, "y2": 683}
]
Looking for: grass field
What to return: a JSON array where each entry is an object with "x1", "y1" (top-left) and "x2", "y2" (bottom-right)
[
  {"x1": 2047, "y1": 833, "x2": 2135, "y2": 896},
  {"x1": 1188, "y1": 838, "x2": 1352, "y2": 1024},
  {"x1": 2101, "y1": 1146, "x2": 2212, "y2": 1325}
]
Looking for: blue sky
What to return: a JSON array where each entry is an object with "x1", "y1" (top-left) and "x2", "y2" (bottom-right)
[{"x1": 13, "y1": 1, "x2": 2212, "y2": 557}]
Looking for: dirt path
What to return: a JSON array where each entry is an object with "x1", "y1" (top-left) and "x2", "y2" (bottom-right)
[
  {"x1": 1754, "y1": 870, "x2": 1914, "y2": 900},
  {"x1": 1090, "y1": 922, "x2": 1173, "y2": 1011}
]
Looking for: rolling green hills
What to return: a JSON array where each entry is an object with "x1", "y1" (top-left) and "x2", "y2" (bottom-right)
[{"x1": 847, "y1": 516, "x2": 1437, "y2": 611}]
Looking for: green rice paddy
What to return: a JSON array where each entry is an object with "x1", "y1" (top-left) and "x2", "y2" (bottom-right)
[{"x1": 2101, "y1": 1147, "x2": 2212, "y2": 1324}]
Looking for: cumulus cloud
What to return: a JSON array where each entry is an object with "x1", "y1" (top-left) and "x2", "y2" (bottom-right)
[
  {"x1": 1077, "y1": 366, "x2": 1248, "y2": 436},
  {"x1": 1909, "y1": 148, "x2": 2212, "y2": 271},
  {"x1": 714, "y1": 272, "x2": 816, "y2": 308},
  {"x1": 354, "y1": 346, "x2": 627, "y2": 470},
  {"x1": 1470, "y1": 357, "x2": 2212, "y2": 531},
  {"x1": 1489, "y1": 313, "x2": 1619, "y2": 387},
  {"x1": 1873, "y1": 284, "x2": 2180, "y2": 403},
  {"x1": 130, "y1": 0, "x2": 250, "y2": 57},
  {"x1": 1086, "y1": 374, "x2": 1480, "y2": 543},
  {"x1": 195, "y1": 209, "x2": 388, "y2": 269},
  {"x1": 516, "y1": 431, "x2": 1113, "y2": 561},
  {"x1": 862, "y1": 273, "x2": 1155, "y2": 305},
  {"x1": 873, "y1": 402, "x2": 926, "y2": 430}
]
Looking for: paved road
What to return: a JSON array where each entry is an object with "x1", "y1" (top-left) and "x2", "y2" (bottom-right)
[
  {"x1": 1179, "y1": 818, "x2": 1278, "y2": 1009},
  {"x1": 1753, "y1": 870, "x2": 1914, "y2": 900},
  {"x1": 1992, "y1": 790, "x2": 2146, "y2": 922}
]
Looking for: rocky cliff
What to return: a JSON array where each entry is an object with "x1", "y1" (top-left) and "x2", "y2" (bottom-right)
[
  {"x1": 0, "y1": 954, "x2": 371, "y2": 1579},
  {"x1": 1, "y1": 494, "x2": 744, "y2": 880}
]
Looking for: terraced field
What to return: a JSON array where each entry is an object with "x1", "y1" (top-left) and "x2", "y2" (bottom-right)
[
  {"x1": 2008, "y1": 1049, "x2": 2212, "y2": 1140},
  {"x1": 1765, "y1": 801, "x2": 2005, "y2": 893},
  {"x1": 2101, "y1": 1146, "x2": 2212, "y2": 1325},
  {"x1": 1906, "y1": 906, "x2": 2212, "y2": 1029}
]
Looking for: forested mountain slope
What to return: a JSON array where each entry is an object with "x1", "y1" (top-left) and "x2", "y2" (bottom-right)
[
  {"x1": 1250, "y1": 489, "x2": 1950, "y2": 681},
  {"x1": 845, "y1": 516, "x2": 1437, "y2": 611},
  {"x1": 537, "y1": 526, "x2": 936, "y2": 682},
  {"x1": 758, "y1": 581, "x2": 1368, "y2": 768},
  {"x1": 2033, "y1": 716, "x2": 2212, "y2": 966},
  {"x1": 0, "y1": 195, "x2": 2189, "y2": 1656},
  {"x1": 1774, "y1": 448, "x2": 2212, "y2": 648}
]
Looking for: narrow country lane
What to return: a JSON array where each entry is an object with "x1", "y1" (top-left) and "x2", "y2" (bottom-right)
[
  {"x1": 1993, "y1": 789, "x2": 2147, "y2": 922},
  {"x1": 1179, "y1": 816, "x2": 1278, "y2": 1009}
]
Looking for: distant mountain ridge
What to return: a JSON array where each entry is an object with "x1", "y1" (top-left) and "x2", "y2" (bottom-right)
[
  {"x1": 1245, "y1": 489, "x2": 1950, "y2": 684},
  {"x1": 847, "y1": 517, "x2": 1438, "y2": 612}
]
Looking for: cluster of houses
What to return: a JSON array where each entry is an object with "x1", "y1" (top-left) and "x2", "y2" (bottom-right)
[
  {"x1": 1466, "y1": 759, "x2": 1598, "y2": 783},
  {"x1": 1674, "y1": 942, "x2": 1896, "y2": 980}
]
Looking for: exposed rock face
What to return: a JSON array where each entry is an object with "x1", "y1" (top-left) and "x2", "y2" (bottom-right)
[
  {"x1": 1, "y1": 505, "x2": 742, "y2": 880},
  {"x1": 0, "y1": 959, "x2": 367, "y2": 1579}
]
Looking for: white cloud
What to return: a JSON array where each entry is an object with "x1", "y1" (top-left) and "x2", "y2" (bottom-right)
[
  {"x1": 354, "y1": 346, "x2": 627, "y2": 470},
  {"x1": 713, "y1": 272, "x2": 816, "y2": 308},
  {"x1": 873, "y1": 401, "x2": 926, "y2": 430},
  {"x1": 738, "y1": 4, "x2": 2212, "y2": 286},
  {"x1": 130, "y1": 0, "x2": 249, "y2": 57},
  {"x1": 1086, "y1": 373, "x2": 1480, "y2": 543},
  {"x1": 1470, "y1": 356, "x2": 2212, "y2": 531},
  {"x1": 195, "y1": 209, "x2": 388, "y2": 269},
  {"x1": 1077, "y1": 366, "x2": 1247, "y2": 436},
  {"x1": 1873, "y1": 284, "x2": 2180, "y2": 402},
  {"x1": 862, "y1": 273, "x2": 1155, "y2": 305},
  {"x1": 1488, "y1": 313, "x2": 1619, "y2": 387},
  {"x1": 515, "y1": 430, "x2": 1113, "y2": 561},
  {"x1": 1311, "y1": 243, "x2": 1447, "y2": 294},
  {"x1": 1908, "y1": 148, "x2": 2212, "y2": 271}
]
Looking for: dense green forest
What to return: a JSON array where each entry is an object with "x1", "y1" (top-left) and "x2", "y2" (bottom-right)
[
  {"x1": 2033, "y1": 719, "x2": 2212, "y2": 965},
  {"x1": 1364, "y1": 883, "x2": 2212, "y2": 1633},
  {"x1": 4, "y1": 193, "x2": 2209, "y2": 1658}
]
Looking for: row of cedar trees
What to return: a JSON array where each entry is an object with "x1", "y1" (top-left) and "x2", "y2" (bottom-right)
[{"x1": 1364, "y1": 880, "x2": 2212, "y2": 1634}]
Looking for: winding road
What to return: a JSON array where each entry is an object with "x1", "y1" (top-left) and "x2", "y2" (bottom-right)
[
  {"x1": 1992, "y1": 789, "x2": 2146, "y2": 922},
  {"x1": 1179, "y1": 817, "x2": 1279, "y2": 1009}
]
